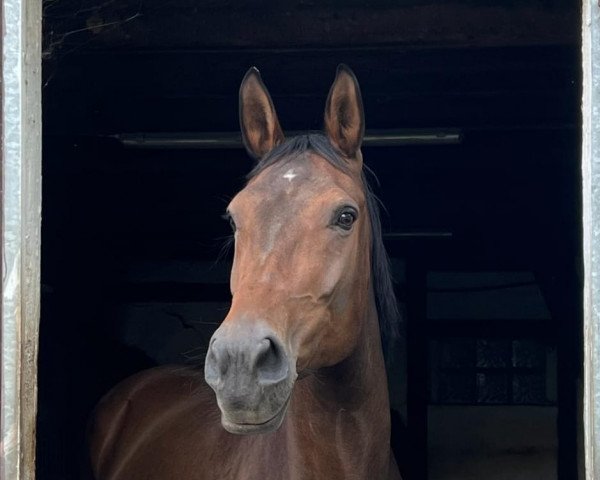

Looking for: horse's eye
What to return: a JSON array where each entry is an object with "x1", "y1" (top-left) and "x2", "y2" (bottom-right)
[{"x1": 336, "y1": 209, "x2": 357, "y2": 230}]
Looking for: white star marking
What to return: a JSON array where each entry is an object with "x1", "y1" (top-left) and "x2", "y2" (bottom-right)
[{"x1": 283, "y1": 169, "x2": 297, "y2": 182}]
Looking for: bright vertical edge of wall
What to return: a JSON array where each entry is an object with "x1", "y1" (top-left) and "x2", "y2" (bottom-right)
[
  {"x1": 582, "y1": 0, "x2": 600, "y2": 479},
  {"x1": 1, "y1": 0, "x2": 42, "y2": 479}
]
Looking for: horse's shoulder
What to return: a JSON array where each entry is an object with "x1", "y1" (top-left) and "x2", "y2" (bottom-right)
[{"x1": 88, "y1": 365, "x2": 209, "y2": 478}]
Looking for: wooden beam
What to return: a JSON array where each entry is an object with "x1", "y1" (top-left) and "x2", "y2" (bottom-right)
[{"x1": 42, "y1": 1, "x2": 579, "y2": 53}]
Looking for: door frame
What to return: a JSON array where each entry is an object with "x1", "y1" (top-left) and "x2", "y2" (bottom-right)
[
  {"x1": 1, "y1": 0, "x2": 42, "y2": 479},
  {"x1": 1, "y1": 1, "x2": 599, "y2": 478},
  {"x1": 582, "y1": 1, "x2": 600, "y2": 479}
]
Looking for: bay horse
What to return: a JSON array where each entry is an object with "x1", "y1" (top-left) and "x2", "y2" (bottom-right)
[{"x1": 88, "y1": 65, "x2": 402, "y2": 480}]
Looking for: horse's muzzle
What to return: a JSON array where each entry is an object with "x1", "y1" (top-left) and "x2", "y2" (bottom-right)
[{"x1": 204, "y1": 323, "x2": 296, "y2": 435}]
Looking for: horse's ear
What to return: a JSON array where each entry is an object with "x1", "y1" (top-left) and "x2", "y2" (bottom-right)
[
  {"x1": 324, "y1": 64, "x2": 365, "y2": 161},
  {"x1": 239, "y1": 67, "x2": 285, "y2": 160}
]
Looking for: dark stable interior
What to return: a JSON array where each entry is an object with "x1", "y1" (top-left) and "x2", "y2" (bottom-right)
[{"x1": 40, "y1": 1, "x2": 582, "y2": 479}]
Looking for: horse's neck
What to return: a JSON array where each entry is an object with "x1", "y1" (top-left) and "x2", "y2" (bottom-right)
[
  {"x1": 289, "y1": 294, "x2": 391, "y2": 476},
  {"x1": 314, "y1": 292, "x2": 389, "y2": 408}
]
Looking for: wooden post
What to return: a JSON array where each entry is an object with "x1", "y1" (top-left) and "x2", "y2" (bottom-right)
[{"x1": 0, "y1": 0, "x2": 42, "y2": 479}]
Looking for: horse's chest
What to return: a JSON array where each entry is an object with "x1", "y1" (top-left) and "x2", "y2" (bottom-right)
[{"x1": 204, "y1": 427, "x2": 371, "y2": 480}]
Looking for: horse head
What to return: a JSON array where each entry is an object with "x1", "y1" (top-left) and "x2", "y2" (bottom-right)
[{"x1": 204, "y1": 65, "x2": 375, "y2": 435}]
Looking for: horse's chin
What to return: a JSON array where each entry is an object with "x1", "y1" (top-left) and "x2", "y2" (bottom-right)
[{"x1": 220, "y1": 395, "x2": 291, "y2": 435}]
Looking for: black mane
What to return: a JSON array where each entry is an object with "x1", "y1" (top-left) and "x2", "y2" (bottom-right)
[{"x1": 247, "y1": 134, "x2": 400, "y2": 360}]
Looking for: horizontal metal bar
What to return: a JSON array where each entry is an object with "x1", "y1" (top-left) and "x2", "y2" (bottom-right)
[{"x1": 115, "y1": 129, "x2": 462, "y2": 149}]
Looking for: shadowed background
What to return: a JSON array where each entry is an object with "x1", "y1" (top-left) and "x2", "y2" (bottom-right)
[{"x1": 40, "y1": 1, "x2": 581, "y2": 479}]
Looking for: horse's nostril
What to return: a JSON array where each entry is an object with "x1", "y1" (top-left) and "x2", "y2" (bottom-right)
[
  {"x1": 255, "y1": 337, "x2": 288, "y2": 384},
  {"x1": 205, "y1": 340, "x2": 228, "y2": 385}
]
